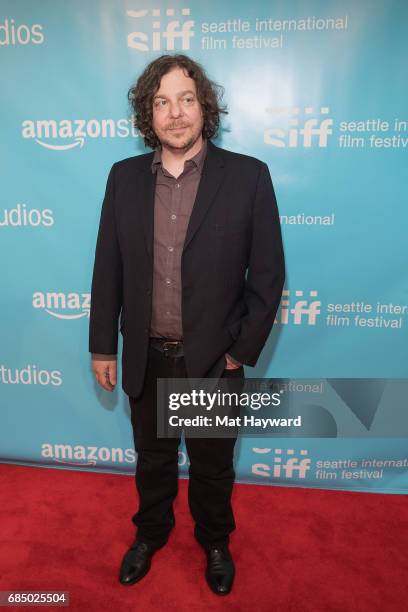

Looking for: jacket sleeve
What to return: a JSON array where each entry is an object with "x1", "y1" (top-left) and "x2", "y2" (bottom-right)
[
  {"x1": 89, "y1": 163, "x2": 123, "y2": 356},
  {"x1": 227, "y1": 162, "x2": 285, "y2": 367}
]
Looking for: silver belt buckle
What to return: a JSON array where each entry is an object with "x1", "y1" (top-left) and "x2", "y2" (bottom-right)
[{"x1": 162, "y1": 340, "x2": 180, "y2": 356}]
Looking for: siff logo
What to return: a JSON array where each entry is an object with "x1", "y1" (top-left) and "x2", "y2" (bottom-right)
[
  {"x1": 127, "y1": 7, "x2": 194, "y2": 51},
  {"x1": 276, "y1": 289, "x2": 321, "y2": 325},
  {"x1": 264, "y1": 106, "x2": 333, "y2": 148},
  {"x1": 32, "y1": 292, "x2": 91, "y2": 320},
  {"x1": 252, "y1": 448, "x2": 311, "y2": 479}
]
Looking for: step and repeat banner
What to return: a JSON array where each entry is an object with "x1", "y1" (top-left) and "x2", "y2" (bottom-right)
[{"x1": 1, "y1": 0, "x2": 407, "y2": 493}]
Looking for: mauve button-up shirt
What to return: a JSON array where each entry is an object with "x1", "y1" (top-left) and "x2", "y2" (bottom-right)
[{"x1": 149, "y1": 138, "x2": 207, "y2": 339}]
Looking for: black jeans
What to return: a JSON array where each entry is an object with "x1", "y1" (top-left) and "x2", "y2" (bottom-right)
[{"x1": 129, "y1": 341, "x2": 245, "y2": 551}]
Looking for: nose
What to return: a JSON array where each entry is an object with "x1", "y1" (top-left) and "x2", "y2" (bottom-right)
[{"x1": 168, "y1": 101, "x2": 183, "y2": 119}]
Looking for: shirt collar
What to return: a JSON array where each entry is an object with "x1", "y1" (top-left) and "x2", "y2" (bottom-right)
[{"x1": 151, "y1": 138, "x2": 207, "y2": 174}]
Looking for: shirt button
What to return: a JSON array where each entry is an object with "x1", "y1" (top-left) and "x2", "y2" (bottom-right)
[
  {"x1": 165, "y1": 278, "x2": 171, "y2": 285},
  {"x1": 168, "y1": 246, "x2": 174, "y2": 252},
  {"x1": 176, "y1": 183, "x2": 180, "y2": 188},
  {"x1": 171, "y1": 214, "x2": 177, "y2": 220}
]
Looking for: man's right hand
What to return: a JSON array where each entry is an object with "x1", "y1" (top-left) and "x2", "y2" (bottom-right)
[{"x1": 92, "y1": 359, "x2": 117, "y2": 392}]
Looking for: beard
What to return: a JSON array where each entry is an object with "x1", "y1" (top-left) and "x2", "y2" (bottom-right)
[{"x1": 156, "y1": 122, "x2": 203, "y2": 153}]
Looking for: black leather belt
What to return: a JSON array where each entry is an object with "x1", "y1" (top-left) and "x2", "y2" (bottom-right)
[{"x1": 150, "y1": 337, "x2": 184, "y2": 357}]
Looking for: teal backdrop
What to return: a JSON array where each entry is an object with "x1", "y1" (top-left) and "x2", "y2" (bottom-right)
[{"x1": 1, "y1": 0, "x2": 407, "y2": 493}]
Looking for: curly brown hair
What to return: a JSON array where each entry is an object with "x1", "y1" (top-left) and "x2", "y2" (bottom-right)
[{"x1": 128, "y1": 54, "x2": 228, "y2": 149}]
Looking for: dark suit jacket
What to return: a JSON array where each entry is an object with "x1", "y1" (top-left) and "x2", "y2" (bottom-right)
[{"x1": 89, "y1": 139, "x2": 285, "y2": 398}]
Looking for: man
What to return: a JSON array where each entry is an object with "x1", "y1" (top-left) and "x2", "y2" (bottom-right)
[{"x1": 89, "y1": 54, "x2": 285, "y2": 595}]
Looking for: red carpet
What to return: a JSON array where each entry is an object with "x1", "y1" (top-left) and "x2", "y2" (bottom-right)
[{"x1": 0, "y1": 463, "x2": 406, "y2": 611}]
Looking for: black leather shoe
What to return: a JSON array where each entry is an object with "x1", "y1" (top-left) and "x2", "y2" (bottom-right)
[
  {"x1": 205, "y1": 546, "x2": 235, "y2": 595},
  {"x1": 119, "y1": 540, "x2": 157, "y2": 586}
]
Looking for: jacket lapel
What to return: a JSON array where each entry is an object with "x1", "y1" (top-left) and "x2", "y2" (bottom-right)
[
  {"x1": 136, "y1": 153, "x2": 156, "y2": 260},
  {"x1": 182, "y1": 139, "x2": 225, "y2": 253}
]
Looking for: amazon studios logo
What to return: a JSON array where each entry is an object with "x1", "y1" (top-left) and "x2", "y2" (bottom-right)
[
  {"x1": 42, "y1": 443, "x2": 136, "y2": 467},
  {"x1": 0, "y1": 18, "x2": 44, "y2": 46},
  {"x1": 21, "y1": 118, "x2": 138, "y2": 151},
  {"x1": 33, "y1": 292, "x2": 90, "y2": 320}
]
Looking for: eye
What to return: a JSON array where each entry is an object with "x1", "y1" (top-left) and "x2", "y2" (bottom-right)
[
  {"x1": 154, "y1": 99, "x2": 167, "y2": 107},
  {"x1": 182, "y1": 96, "x2": 195, "y2": 104}
]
